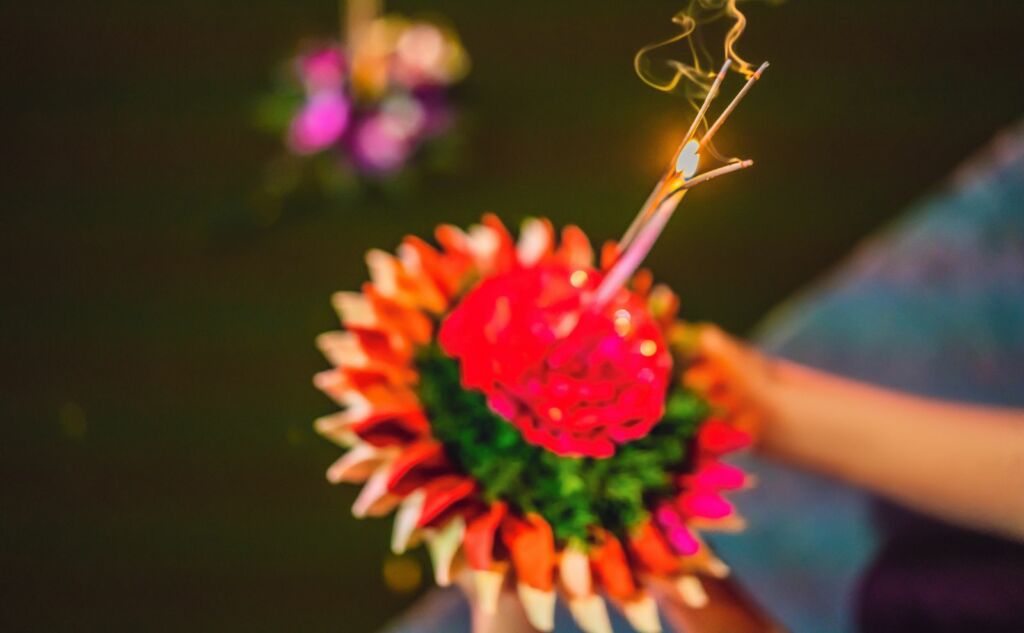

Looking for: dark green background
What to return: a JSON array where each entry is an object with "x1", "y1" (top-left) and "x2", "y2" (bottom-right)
[{"x1": 4, "y1": 1, "x2": 1023, "y2": 630}]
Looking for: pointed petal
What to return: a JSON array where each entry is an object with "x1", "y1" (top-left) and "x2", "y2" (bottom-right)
[
  {"x1": 654, "y1": 503, "x2": 700, "y2": 556},
  {"x1": 348, "y1": 409, "x2": 430, "y2": 447},
  {"x1": 502, "y1": 513, "x2": 556, "y2": 591},
  {"x1": 628, "y1": 520, "x2": 682, "y2": 576},
  {"x1": 599, "y1": 240, "x2": 619, "y2": 271},
  {"x1": 391, "y1": 489, "x2": 426, "y2": 554},
  {"x1": 557, "y1": 225, "x2": 594, "y2": 270},
  {"x1": 517, "y1": 583, "x2": 556, "y2": 632},
  {"x1": 619, "y1": 593, "x2": 662, "y2": 633},
  {"x1": 559, "y1": 544, "x2": 592, "y2": 598},
  {"x1": 313, "y1": 412, "x2": 360, "y2": 447},
  {"x1": 361, "y1": 284, "x2": 433, "y2": 344},
  {"x1": 647, "y1": 284, "x2": 680, "y2": 324},
  {"x1": 326, "y1": 443, "x2": 396, "y2": 483},
  {"x1": 352, "y1": 462, "x2": 400, "y2": 518},
  {"x1": 426, "y1": 516, "x2": 465, "y2": 586},
  {"x1": 517, "y1": 217, "x2": 554, "y2": 266},
  {"x1": 706, "y1": 557, "x2": 730, "y2": 578},
  {"x1": 365, "y1": 249, "x2": 411, "y2": 306},
  {"x1": 682, "y1": 458, "x2": 748, "y2": 491},
  {"x1": 398, "y1": 235, "x2": 461, "y2": 300},
  {"x1": 677, "y1": 533, "x2": 731, "y2": 578},
  {"x1": 396, "y1": 240, "x2": 449, "y2": 314},
  {"x1": 313, "y1": 368, "x2": 372, "y2": 409},
  {"x1": 481, "y1": 213, "x2": 517, "y2": 273},
  {"x1": 567, "y1": 594, "x2": 613, "y2": 633},
  {"x1": 386, "y1": 440, "x2": 450, "y2": 495},
  {"x1": 331, "y1": 291, "x2": 377, "y2": 329},
  {"x1": 697, "y1": 419, "x2": 752, "y2": 454},
  {"x1": 316, "y1": 330, "x2": 415, "y2": 382},
  {"x1": 464, "y1": 502, "x2": 507, "y2": 570},
  {"x1": 589, "y1": 530, "x2": 637, "y2": 599},
  {"x1": 472, "y1": 567, "x2": 506, "y2": 616},
  {"x1": 687, "y1": 515, "x2": 747, "y2": 533},
  {"x1": 631, "y1": 268, "x2": 653, "y2": 297},
  {"x1": 678, "y1": 491, "x2": 734, "y2": 520},
  {"x1": 416, "y1": 476, "x2": 477, "y2": 528},
  {"x1": 675, "y1": 574, "x2": 709, "y2": 608}
]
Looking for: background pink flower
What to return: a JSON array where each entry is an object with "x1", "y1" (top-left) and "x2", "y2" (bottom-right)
[{"x1": 287, "y1": 92, "x2": 351, "y2": 154}]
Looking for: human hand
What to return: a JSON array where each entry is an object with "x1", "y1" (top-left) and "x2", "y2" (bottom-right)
[{"x1": 682, "y1": 324, "x2": 782, "y2": 444}]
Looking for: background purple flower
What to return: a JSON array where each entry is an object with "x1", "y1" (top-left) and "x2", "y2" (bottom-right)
[
  {"x1": 288, "y1": 92, "x2": 351, "y2": 155},
  {"x1": 350, "y1": 111, "x2": 414, "y2": 173}
]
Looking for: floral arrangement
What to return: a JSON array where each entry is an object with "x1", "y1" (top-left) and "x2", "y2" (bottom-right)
[
  {"x1": 259, "y1": 13, "x2": 468, "y2": 191},
  {"x1": 313, "y1": 214, "x2": 756, "y2": 633}
]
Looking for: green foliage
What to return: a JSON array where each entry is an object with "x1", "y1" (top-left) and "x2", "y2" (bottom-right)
[{"x1": 415, "y1": 344, "x2": 708, "y2": 544}]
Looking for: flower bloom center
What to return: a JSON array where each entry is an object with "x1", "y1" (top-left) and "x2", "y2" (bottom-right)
[{"x1": 439, "y1": 262, "x2": 672, "y2": 458}]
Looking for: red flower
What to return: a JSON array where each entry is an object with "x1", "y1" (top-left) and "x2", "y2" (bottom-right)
[{"x1": 439, "y1": 261, "x2": 672, "y2": 458}]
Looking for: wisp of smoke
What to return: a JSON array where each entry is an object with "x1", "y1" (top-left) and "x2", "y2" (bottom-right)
[
  {"x1": 635, "y1": 0, "x2": 771, "y2": 160},
  {"x1": 635, "y1": 1, "x2": 768, "y2": 99}
]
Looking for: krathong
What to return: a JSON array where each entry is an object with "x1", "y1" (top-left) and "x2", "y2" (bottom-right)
[
  {"x1": 259, "y1": 0, "x2": 468, "y2": 189},
  {"x1": 314, "y1": 7, "x2": 768, "y2": 633}
]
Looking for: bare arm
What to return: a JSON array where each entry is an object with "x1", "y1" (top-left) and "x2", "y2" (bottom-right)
[{"x1": 696, "y1": 326, "x2": 1024, "y2": 542}]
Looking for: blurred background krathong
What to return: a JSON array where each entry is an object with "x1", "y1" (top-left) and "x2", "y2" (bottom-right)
[{"x1": 256, "y1": 0, "x2": 469, "y2": 204}]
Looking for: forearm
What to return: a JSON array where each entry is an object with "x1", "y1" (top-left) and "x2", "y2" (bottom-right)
[{"x1": 758, "y1": 361, "x2": 1024, "y2": 541}]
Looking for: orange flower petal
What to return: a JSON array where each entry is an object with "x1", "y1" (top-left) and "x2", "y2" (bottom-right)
[
  {"x1": 416, "y1": 475, "x2": 477, "y2": 528},
  {"x1": 398, "y1": 235, "x2": 464, "y2": 301},
  {"x1": 463, "y1": 502, "x2": 507, "y2": 571},
  {"x1": 327, "y1": 443, "x2": 398, "y2": 484},
  {"x1": 386, "y1": 440, "x2": 452, "y2": 495},
  {"x1": 557, "y1": 225, "x2": 594, "y2": 270},
  {"x1": 631, "y1": 268, "x2": 653, "y2": 297},
  {"x1": 362, "y1": 284, "x2": 433, "y2": 345},
  {"x1": 516, "y1": 217, "x2": 555, "y2": 267},
  {"x1": 481, "y1": 213, "x2": 517, "y2": 273},
  {"x1": 349, "y1": 410, "x2": 430, "y2": 447},
  {"x1": 589, "y1": 530, "x2": 637, "y2": 600},
  {"x1": 501, "y1": 513, "x2": 556, "y2": 591},
  {"x1": 628, "y1": 520, "x2": 681, "y2": 576},
  {"x1": 599, "y1": 240, "x2": 619, "y2": 271}
]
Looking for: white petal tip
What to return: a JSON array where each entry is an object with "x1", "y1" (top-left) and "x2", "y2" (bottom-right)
[
  {"x1": 707, "y1": 557, "x2": 731, "y2": 578},
  {"x1": 621, "y1": 595, "x2": 662, "y2": 633},
  {"x1": 676, "y1": 574, "x2": 709, "y2": 609},
  {"x1": 473, "y1": 569, "x2": 505, "y2": 615},
  {"x1": 517, "y1": 583, "x2": 556, "y2": 632},
  {"x1": 427, "y1": 517, "x2": 465, "y2": 587},
  {"x1": 568, "y1": 595, "x2": 613, "y2": 633},
  {"x1": 390, "y1": 490, "x2": 426, "y2": 554}
]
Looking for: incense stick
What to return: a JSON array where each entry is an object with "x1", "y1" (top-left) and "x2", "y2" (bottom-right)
[
  {"x1": 593, "y1": 190, "x2": 686, "y2": 309},
  {"x1": 698, "y1": 61, "x2": 769, "y2": 152},
  {"x1": 619, "y1": 61, "x2": 732, "y2": 253},
  {"x1": 590, "y1": 62, "x2": 768, "y2": 312},
  {"x1": 682, "y1": 60, "x2": 731, "y2": 150},
  {"x1": 673, "y1": 159, "x2": 752, "y2": 193}
]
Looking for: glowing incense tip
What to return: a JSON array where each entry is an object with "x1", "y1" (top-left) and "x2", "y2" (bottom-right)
[{"x1": 675, "y1": 139, "x2": 701, "y2": 178}]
